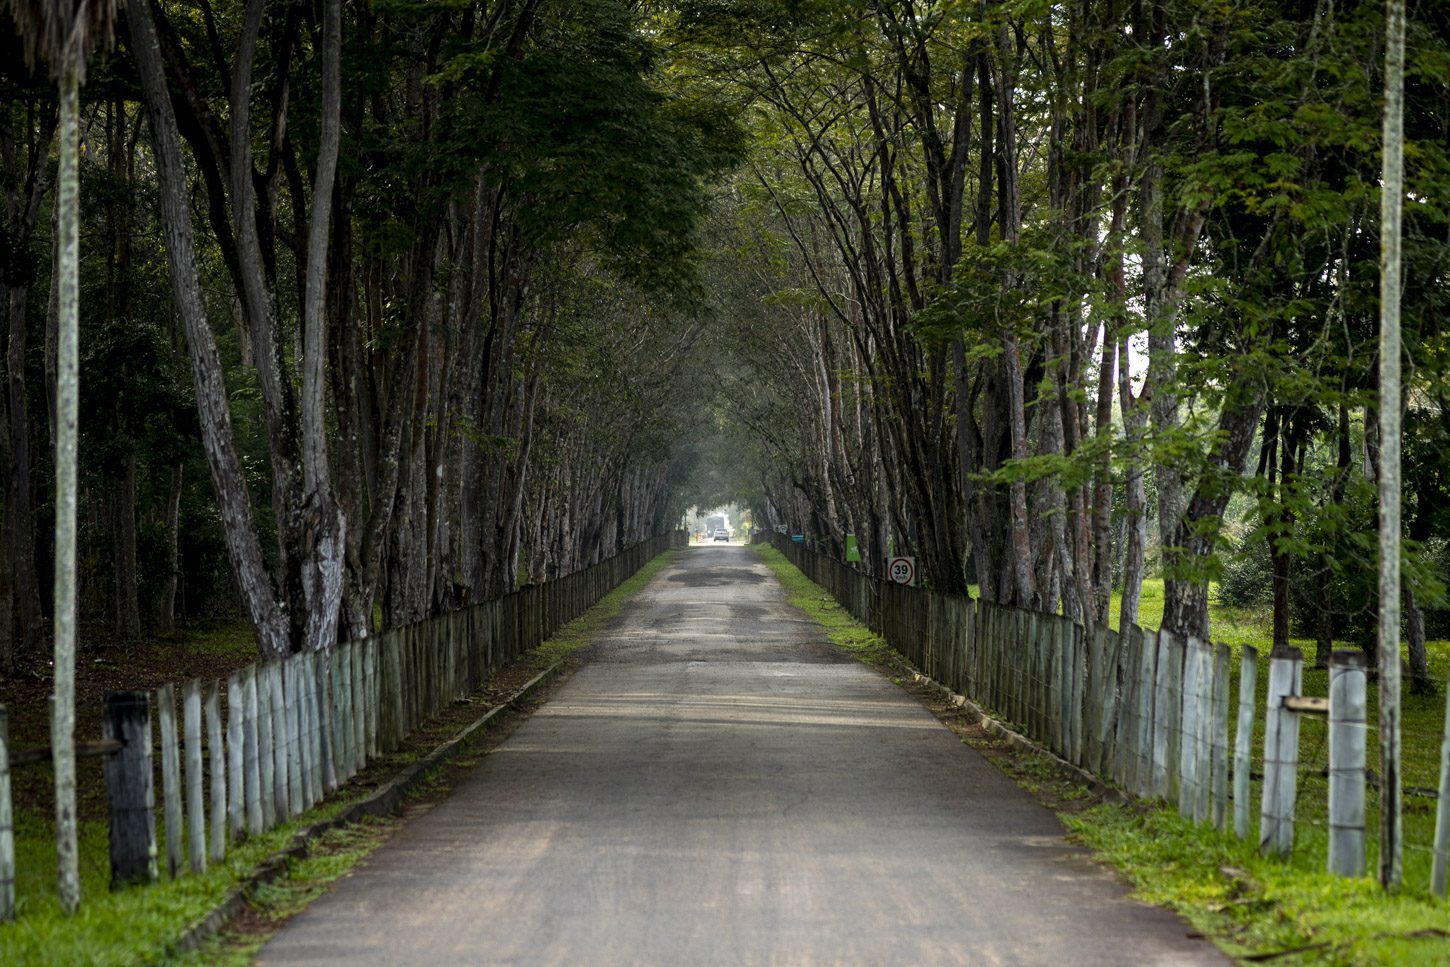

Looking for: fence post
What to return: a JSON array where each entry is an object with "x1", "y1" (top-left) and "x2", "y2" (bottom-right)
[
  {"x1": 352, "y1": 641, "x2": 367, "y2": 773},
  {"x1": 268, "y1": 663, "x2": 289, "y2": 821},
  {"x1": 257, "y1": 664, "x2": 275, "y2": 830},
  {"x1": 1135, "y1": 629, "x2": 1158, "y2": 798},
  {"x1": 226, "y1": 673, "x2": 246, "y2": 837},
  {"x1": 1178, "y1": 637, "x2": 1202, "y2": 818},
  {"x1": 1234, "y1": 645, "x2": 1258, "y2": 839},
  {"x1": 103, "y1": 691, "x2": 157, "y2": 889},
  {"x1": 205, "y1": 681, "x2": 226, "y2": 862},
  {"x1": 157, "y1": 683, "x2": 184, "y2": 876},
  {"x1": 1328, "y1": 650, "x2": 1367, "y2": 878},
  {"x1": 284, "y1": 656, "x2": 305, "y2": 816},
  {"x1": 182, "y1": 680, "x2": 206, "y2": 873},
  {"x1": 0, "y1": 706, "x2": 13, "y2": 918},
  {"x1": 365, "y1": 637, "x2": 379, "y2": 759},
  {"x1": 1260, "y1": 646, "x2": 1303, "y2": 857},
  {"x1": 243, "y1": 666, "x2": 263, "y2": 835},
  {"x1": 1211, "y1": 643, "x2": 1231, "y2": 831},
  {"x1": 1194, "y1": 640, "x2": 1214, "y2": 824},
  {"x1": 1435, "y1": 664, "x2": 1450, "y2": 894}
]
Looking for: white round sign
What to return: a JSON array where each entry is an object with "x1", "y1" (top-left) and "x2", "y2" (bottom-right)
[{"x1": 887, "y1": 556, "x2": 915, "y2": 586}]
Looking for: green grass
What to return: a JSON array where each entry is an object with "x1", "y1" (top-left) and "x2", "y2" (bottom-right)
[
  {"x1": 0, "y1": 797, "x2": 359, "y2": 967},
  {"x1": 0, "y1": 550, "x2": 682, "y2": 966},
  {"x1": 763, "y1": 550, "x2": 1450, "y2": 965}
]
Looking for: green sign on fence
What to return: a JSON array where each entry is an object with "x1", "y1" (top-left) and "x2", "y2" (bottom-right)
[{"x1": 845, "y1": 534, "x2": 861, "y2": 562}]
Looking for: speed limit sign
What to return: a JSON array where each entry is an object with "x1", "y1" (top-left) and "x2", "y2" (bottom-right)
[{"x1": 886, "y1": 556, "x2": 916, "y2": 586}]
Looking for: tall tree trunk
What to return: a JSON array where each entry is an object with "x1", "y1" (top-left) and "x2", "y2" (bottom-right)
[
  {"x1": 52, "y1": 56, "x2": 81, "y2": 916},
  {"x1": 299, "y1": 0, "x2": 346, "y2": 655},
  {"x1": 1376, "y1": 0, "x2": 1406, "y2": 890},
  {"x1": 128, "y1": 0, "x2": 291, "y2": 659}
]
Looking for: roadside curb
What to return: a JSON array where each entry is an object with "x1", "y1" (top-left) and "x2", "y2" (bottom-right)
[
  {"x1": 169, "y1": 658, "x2": 566, "y2": 955},
  {"x1": 890, "y1": 659, "x2": 1123, "y2": 805}
]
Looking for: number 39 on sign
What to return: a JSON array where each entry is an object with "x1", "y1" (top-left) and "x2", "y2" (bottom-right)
[{"x1": 886, "y1": 556, "x2": 916, "y2": 586}]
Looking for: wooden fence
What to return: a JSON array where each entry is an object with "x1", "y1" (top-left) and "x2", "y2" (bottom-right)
[
  {"x1": 772, "y1": 535, "x2": 1450, "y2": 892},
  {"x1": 0, "y1": 531, "x2": 685, "y2": 918}
]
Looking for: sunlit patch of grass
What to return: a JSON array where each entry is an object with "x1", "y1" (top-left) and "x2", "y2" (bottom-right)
[{"x1": 1066, "y1": 802, "x2": 1450, "y2": 965}]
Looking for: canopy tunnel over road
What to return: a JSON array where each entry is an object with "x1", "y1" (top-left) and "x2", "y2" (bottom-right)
[{"x1": 260, "y1": 546, "x2": 1223, "y2": 965}]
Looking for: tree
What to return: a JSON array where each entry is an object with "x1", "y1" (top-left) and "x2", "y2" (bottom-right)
[{"x1": 7, "y1": 0, "x2": 121, "y2": 914}]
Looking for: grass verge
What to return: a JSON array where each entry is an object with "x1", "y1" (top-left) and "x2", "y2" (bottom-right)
[
  {"x1": 0, "y1": 550, "x2": 679, "y2": 967},
  {"x1": 756, "y1": 544, "x2": 1450, "y2": 966}
]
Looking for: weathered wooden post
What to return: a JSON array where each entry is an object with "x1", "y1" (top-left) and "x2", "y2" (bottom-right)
[
  {"x1": 1211, "y1": 643, "x2": 1231, "y2": 831},
  {"x1": 1135, "y1": 629, "x2": 1158, "y2": 798},
  {"x1": 0, "y1": 705, "x2": 14, "y2": 918},
  {"x1": 226, "y1": 672, "x2": 245, "y2": 838},
  {"x1": 284, "y1": 656, "x2": 305, "y2": 816},
  {"x1": 1234, "y1": 645, "x2": 1258, "y2": 839},
  {"x1": 268, "y1": 662, "x2": 289, "y2": 819},
  {"x1": 182, "y1": 680, "x2": 206, "y2": 873},
  {"x1": 1178, "y1": 638, "x2": 1202, "y2": 819},
  {"x1": 1260, "y1": 646, "x2": 1303, "y2": 857},
  {"x1": 256, "y1": 664, "x2": 274, "y2": 829},
  {"x1": 1164, "y1": 633, "x2": 1185, "y2": 804},
  {"x1": 1328, "y1": 651, "x2": 1366, "y2": 877},
  {"x1": 157, "y1": 683, "x2": 184, "y2": 876},
  {"x1": 240, "y1": 672, "x2": 261, "y2": 833},
  {"x1": 205, "y1": 681, "x2": 225, "y2": 862},
  {"x1": 1152, "y1": 629, "x2": 1175, "y2": 799},
  {"x1": 352, "y1": 640, "x2": 367, "y2": 773},
  {"x1": 365, "y1": 637, "x2": 379, "y2": 759},
  {"x1": 103, "y1": 691, "x2": 157, "y2": 889}
]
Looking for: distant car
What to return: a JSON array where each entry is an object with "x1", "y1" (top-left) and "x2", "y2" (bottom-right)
[{"x1": 714, "y1": 530, "x2": 730, "y2": 542}]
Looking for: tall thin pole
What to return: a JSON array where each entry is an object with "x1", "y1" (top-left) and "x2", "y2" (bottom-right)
[
  {"x1": 1377, "y1": 0, "x2": 1406, "y2": 891},
  {"x1": 52, "y1": 60, "x2": 81, "y2": 913}
]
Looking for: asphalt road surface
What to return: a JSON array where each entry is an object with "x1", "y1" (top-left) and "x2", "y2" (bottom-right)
[{"x1": 259, "y1": 546, "x2": 1226, "y2": 966}]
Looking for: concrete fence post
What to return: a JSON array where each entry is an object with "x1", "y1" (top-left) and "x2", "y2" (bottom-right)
[
  {"x1": 1328, "y1": 650, "x2": 1367, "y2": 878},
  {"x1": 1260, "y1": 646, "x2": 1303, "y2": 857}
]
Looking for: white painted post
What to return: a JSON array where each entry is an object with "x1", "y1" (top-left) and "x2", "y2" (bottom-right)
[
  {"x1": 1234, "y1": 645, "x2": 1258, "y2": 840},
  {"x1": 1328, "y1": 651, "x2": 1367, "y2": 878},
  {"x1": 182, "y1": 680, "x2": 206, "y2": 873},
  {"x1": 1260, "y1": 647, "x2": 1303, "y2": 857},
  {"x1": 1136, "y1": 629, "x2": 1158, "y2": 799}
]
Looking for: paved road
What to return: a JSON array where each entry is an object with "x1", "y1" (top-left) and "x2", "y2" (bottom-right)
[{"x1": 259, "y1": 546, "x2": 1225, "y2": 966}]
